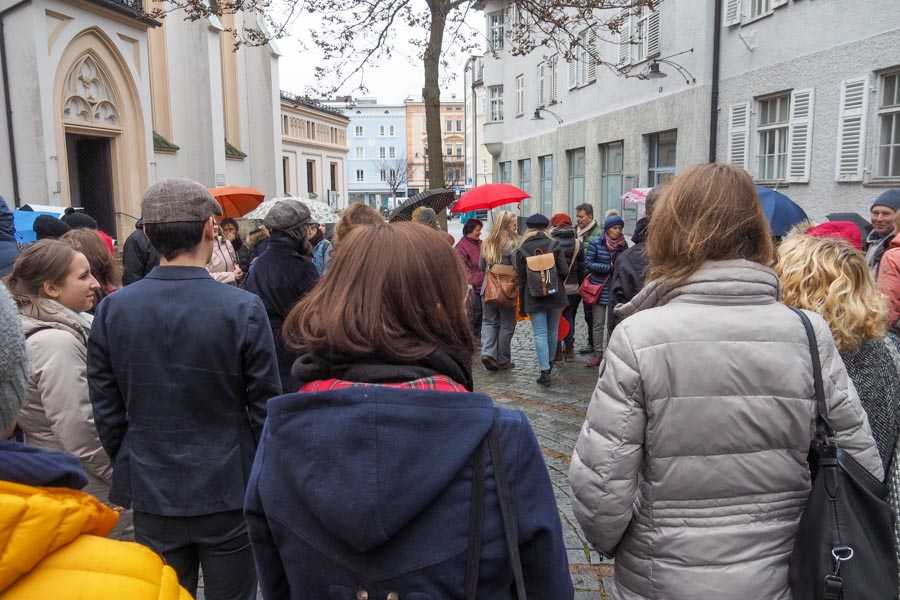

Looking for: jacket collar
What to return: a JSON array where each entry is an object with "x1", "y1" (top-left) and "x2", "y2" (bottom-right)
[
  {"x1": 577, "y1": 220, "x2": 597, "y2": 239},
  {"x1": 616, "y1": 259, "x2": 779, "y2": 320},
  {"x1": 19, "y1": 298, "x2": 91, "y2": 343},
  {"x1": 145, "y1": 266, "x2": 212, "y2": 280}
]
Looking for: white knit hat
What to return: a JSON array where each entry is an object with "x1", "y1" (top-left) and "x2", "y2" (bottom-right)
[{"x1": 0, "y1": 284, "x2": 27, "y2": 433}]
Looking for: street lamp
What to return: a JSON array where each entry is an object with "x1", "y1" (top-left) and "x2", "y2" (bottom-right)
[
  {"x1": 532, "y1": 107, "x2": 564, "y2": 124},
  {"x1": 638, "y1": 49, "x2": 697, "y2": 85}
]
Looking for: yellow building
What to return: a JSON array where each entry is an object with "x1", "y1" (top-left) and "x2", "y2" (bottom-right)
[{"x1": 404, "y1": 97, "x2": 466, "y2": 196}]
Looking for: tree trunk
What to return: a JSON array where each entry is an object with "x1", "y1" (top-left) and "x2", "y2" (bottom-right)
[{"x1": 423, "y1": 1, "x2": 446, "y2": 194}]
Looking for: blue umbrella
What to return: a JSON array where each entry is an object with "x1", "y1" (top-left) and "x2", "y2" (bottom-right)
[
  {"x1": 13, "y1": 209, "x2": 63, "y2": 244},
  {"x1": 756, "y1": 186, "x2": 808, "y2": 237}
]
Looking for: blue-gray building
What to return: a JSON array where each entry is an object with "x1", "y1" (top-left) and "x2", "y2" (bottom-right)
[{"x1": 325, "y1": 97, "x2": 408, "y2": 209}]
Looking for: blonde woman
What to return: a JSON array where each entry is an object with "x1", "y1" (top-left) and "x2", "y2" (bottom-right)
[
  {"x1": 777, "y1": 233, "x2": 900, "y2": 472},
  {"x1": 480, "y1": 211, "x2": 519, "y2": 371}
]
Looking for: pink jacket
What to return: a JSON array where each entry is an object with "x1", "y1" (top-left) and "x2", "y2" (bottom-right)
[{"x1": 878, "y1": 237, "x2": 900, "y2": 327}]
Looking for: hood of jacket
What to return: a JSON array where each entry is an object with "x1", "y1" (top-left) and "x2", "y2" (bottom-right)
[
  {"x1": 18, "y1": 298, "x2": 91, "y2": 345},
  {"x1": 0, "y1": 442, "x2": 118, "y2": 593},
  {"x1": 520, "y1": 229, "x2": 557, "y2": 251},
  {"x1": 551, "y1": 225, "x2": 577, "y2": 241},
  {"x1": 631, "y1": 217, "x2": 650, "y2": 245},
  {"x1": 615, "y1": 259, "x2": 778, "y2": 320},
  {"x1": 259, "y1": 385, "x2": 494, "y2": 554},
  {"x1": 0, "y1": 198, "x2": 14, "y2": 243}
]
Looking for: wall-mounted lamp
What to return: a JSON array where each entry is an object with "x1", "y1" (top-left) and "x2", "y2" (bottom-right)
[
  {"x1": 638, "y1": 49, "x2": 697, "y2": 85},
  {"x1": 532, "y1": 107, "x2": 564, "y2": 124}
]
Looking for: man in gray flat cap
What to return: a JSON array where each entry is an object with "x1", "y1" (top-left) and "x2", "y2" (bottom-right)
[
  {"x1": 244, "y1": 200, "x2": 320, "y2": 391},
  {"x1": 87, "y1": 178, "x2": 281, "y2": 600}
]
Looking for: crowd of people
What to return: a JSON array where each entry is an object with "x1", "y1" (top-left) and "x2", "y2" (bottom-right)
[{"x1": 0, "y1": 167, "x2": 897, "y2": 599}]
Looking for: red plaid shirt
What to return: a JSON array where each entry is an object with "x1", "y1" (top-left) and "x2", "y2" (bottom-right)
[{"x1": 300, "y1": 376, "x2": 467, "y2": 394}]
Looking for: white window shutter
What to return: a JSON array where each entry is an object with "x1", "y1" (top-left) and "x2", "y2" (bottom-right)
[
  {"x1": 587, "y1": 29, "x2": 598, "y2": 82},
  {"x1": 835, "y1": 77, "x2": 869, "y2": 182},
  {"x1": 550, "y1": 60, "x2": 558, "y2": 102},
  {"x1": 647, "y1": 9, "x2": 661, "y2": 57},
  {"x1": 724, "y1": 0, "x2": 742, "y2": 27},
  {"x1": 727, "y1": 102, "x2": 751, "y2": 171},
  {"x1": 788, "y1": 88, "x2": 814, "y2": 183},
  {"x1": 617, "y1": 9, "x2": 631, "y2": 67},
  {"x1": 568, "y1": 57, "x2": 577, "y2": 89}
]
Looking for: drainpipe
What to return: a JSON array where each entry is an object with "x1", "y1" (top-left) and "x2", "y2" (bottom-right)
[
  {"x1": 708, "y1": 0, "x2": 723, "y2": 163},
  {"x1": 0, "y1": 0, "x2": 30, "y2": 207}
]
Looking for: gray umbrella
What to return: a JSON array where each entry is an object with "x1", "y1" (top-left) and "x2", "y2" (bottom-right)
[{"x1": 388, "y1": 189, "x2": 456, "y2": 223}]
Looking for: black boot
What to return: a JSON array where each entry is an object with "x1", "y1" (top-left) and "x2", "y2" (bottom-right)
[{"x1": 537, "y1": 370, "x2": 552, "y2": 386}]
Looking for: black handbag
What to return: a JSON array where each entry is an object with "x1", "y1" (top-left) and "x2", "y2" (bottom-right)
[
  {"x1": 788, "y1": 307, "x2": 897, "y2": 600},
  {"x1": 465, "y1": 416, "x2": 527, "y2": 600}
]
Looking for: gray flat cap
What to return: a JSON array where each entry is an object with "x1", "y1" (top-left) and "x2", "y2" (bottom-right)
[
  {"x1": 264, "y1": 201, "x2": 311, "y2": 231},
  {"x1": 142, "y1": 178, "x2": 222, "y2": 224}
]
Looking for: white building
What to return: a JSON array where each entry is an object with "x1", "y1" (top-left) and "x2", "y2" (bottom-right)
[
  {"x1": 324, "y1": 97, "x2": 407, "y2": 209},
  {"x1": 0, "y1": 0, "x2": 282, "y2": 241},
  {"x1": 464, "y1": 55, "x2": 494, "y2": 190},
  {"x1": 478, "y1": 0, "x2": 900, "y2": 225},
  {"x1": 281, "y1": 93, "x2": 349, "y2": 209}
]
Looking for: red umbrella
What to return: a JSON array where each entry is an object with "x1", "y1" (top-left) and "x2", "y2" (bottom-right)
[
  {"x1": 451, "y1": 184, "x2": 528, "y2": 213},
  {"x1": 208, "y1": 186, "x2": 265, "y2": 219}
]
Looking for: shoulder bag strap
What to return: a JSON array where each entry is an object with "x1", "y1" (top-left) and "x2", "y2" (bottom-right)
[
  {"x1": 464, "y1": 436, "x2": 487, "y2": 600},
  {"x1": 566, "y1": 240, "x2": 580, "y2": 281},
  {"x1": 788, "y1": 307, "x2": 835, "y2": 440},
  {"x1": 488, "y1": 424, "x2": 528, "y2": 600}
]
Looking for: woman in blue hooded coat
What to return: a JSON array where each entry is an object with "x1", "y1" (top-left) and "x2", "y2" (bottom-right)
[
  {"x1": 584, "y1": 215, "x2": 629, "y2": 367},
  {"x1": 244, "y1": 221, "x2": 573, "y2": 600}
]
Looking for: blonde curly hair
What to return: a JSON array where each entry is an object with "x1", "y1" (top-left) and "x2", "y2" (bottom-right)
[{"x1": 776, "y1": 234, "x2": 887, "y2": 352}]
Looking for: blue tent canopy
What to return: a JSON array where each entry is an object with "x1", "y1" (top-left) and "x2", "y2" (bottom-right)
[{"x1": 14, "y1": 208, "x2": 65, "y2": 244}]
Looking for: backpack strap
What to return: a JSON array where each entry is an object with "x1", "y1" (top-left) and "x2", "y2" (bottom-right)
[
  {"x1": 489, "y1": 423, "x2": 528, "y2": 599},
  {"x1": 464, "y1": 436, "x2": 487, "y2": 599},
  {"x1": 566, "y1": 239, "x2": 581, "y2": 283}
]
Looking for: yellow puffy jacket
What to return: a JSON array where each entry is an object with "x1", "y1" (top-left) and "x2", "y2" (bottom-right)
[{"x1": 0, "y1": 479, "x2": 192, "y2": 599}]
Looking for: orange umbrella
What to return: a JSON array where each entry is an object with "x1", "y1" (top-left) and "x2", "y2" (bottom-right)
[{"x1": 208, "y1": 186, "x2": 265, "y2": 219}]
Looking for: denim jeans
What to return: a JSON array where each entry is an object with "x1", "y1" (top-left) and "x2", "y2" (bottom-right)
[
  {"x1": 529, "y1": 309, "x2": 563, "y2": 372},
  {"x1": 134, "y1": 510, "x2": 257, "y2": 600},
  {"x1": 481, "y1": 298, "x2": 517, "y2": 365}
]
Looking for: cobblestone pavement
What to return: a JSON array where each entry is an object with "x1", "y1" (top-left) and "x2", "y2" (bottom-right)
[{"x1": 473, "y1": 305, "x2": 614, "y2": 600}]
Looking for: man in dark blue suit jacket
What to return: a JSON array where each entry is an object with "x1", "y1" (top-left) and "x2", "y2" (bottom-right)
[{"x1": 87, "y1": 178, "x2": 282, "y2": 600}]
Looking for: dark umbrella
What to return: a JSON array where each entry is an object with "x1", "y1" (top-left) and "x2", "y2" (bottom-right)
[
  {"x1": 826, "y1": 212, "x2": 872, "y2": 238},
  {"x1": 756, "y1": 186, "x2": 809, "y2": 237},
  {"x1": 388, "y1": 188, "x2": 456, "y2": 223}
]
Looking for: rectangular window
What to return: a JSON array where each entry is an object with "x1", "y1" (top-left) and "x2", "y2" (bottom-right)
[
  {"x1": 648, "y1": 130, "x2": 677, "y2": 186},
  {"x1": 456, "y1": 120, "x2": 462, "y2": 132},
  {"x1": 539, "y1": 155, "x2": 553, "y2": 215},
  {"x1": 515, "y1": 74, "x2": 525, "y2": 116},
  {"x1": 281, "y1": 115, "x2": 288, "y2": 135},
  {"x1": 331, "y1": 127, "x2": 338, "y2": 144},
  {"x1": 756, "y1": 92, "x2": 791, "y2": 181},
  {"x1": 379, "y1": 125, "x2": 385, "y2": 136},
  {"x1": 306, "y1": 160, "x2": 316, "y2": 194},
  {"x1": 356, "y1": 169, "x2": 364, "y2": 182},
  {"x1": 282, "y1": 156, "x2": 291, "y2": 195},
  {"x1": 489, "y1": 85, "x2": 504, "y2": 122},
  {"x1": 518, "y1": 158, "x2": 532, "y2": 214},
  {"x1": 490, "y1": 12, "x2": 505, "y2": 51},
  {"x1": 750, "y1": 0, "x2": 770, "y2": 19},
  {"x1": 390, "y1": 168, "x2": 397, "y2": 181},
  {"x1": 567, "y1": 148, "x2": 586, "y2": 215},
  {"x1": 600, "y1": 141, "x2": 624, "y2": 215},
  {"x1": 389, "y1": 125, "x2": 395, "y2": 136},
  {"x1": 330, "y1": 162, "x2": 338, "y2": 191},
  {"x1": 456, "y1": 144, "x2": 463, "y2": 158},
  {"x1": 355, "y1": 147, "x2": 364, "y2": 159},
  {"x1": 633, "y1": 8, "x2": 649, "y2": 63},
  {"x1": 549, "y1": 58, "x2": 558, "y2": 103},
  {"x1": 354, "y1": 125, "x2": 363, "y2": 136},
  {"x1": 446, "y1": 144, "x2": 453, "y2": 157},
  {"x1": 498, "y1": 161, "x2": 512, "y2": 183},
  {"x1": 380, "y1": 169, "x2": 386, "y2": 182},
  {"x1": 379, "y1": 146, "x2": 386, "y2": 159},
  {"x1": 389, "y1": 146, "x2": 396, "y2": 158},
  {"x1": 878, "y1": 70, "x2": 900, "y2": 178}
]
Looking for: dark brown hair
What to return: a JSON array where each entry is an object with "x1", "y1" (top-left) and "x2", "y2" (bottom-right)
[
  {"x1": 6, "y1": 239, "x2": 78, "y2": 306},
  {"x1": 283, "y1": 222, "x2": 473, "y2": 361},
  {"x1": 647, "y1": 163, "x2": 774, "y2": 284},
  {"x1": 63, "y1": 228, "x2": 120, "y2": 291},
  {"x1": 334, "y1": 203, "x2": 384, "y2": 244}
]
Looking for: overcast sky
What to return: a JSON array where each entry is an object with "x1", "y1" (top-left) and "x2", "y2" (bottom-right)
[{"x1": 277, "y1": 6, "x2": 485, "y2": 104}]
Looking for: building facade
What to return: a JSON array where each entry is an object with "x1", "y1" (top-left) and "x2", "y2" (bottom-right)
[
  {"x1": 0, "y1": 0, "x2": 282, "y2": 241},
  {"x1": 405, "y1": 97, "x2": 466, "y2": 196},
  {"x1": 323, "y1": 97, "x2": 406, "y2": 209},
  {"x1": 281, "y1": 93, "x2": 349, "y2": 208},
  {"x1": 478, "y1": 0, "x2": 900, "y2": 225},
  {"x1": 464, "y1": 55, "x2": 494, "y2": 190}
]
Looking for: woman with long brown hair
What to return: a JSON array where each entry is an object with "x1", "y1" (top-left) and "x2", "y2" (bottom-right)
[
  {"x1": 480, "y1": 210, "x2": 519, "y2": 371},
  {"x1": 569, "y1": 164, "x2": 881, "y2": 600},
  {"x1": 62, "y1": 228, "x2": 121, "y2": 308},
  {"x1": 245, "y1": 221, "x2": 572, "y2": 599}
]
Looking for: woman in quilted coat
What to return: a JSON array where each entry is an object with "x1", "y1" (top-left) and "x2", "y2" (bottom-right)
[{"x1": 569, "y1": 164, "x2": 882, "y2": 600}]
